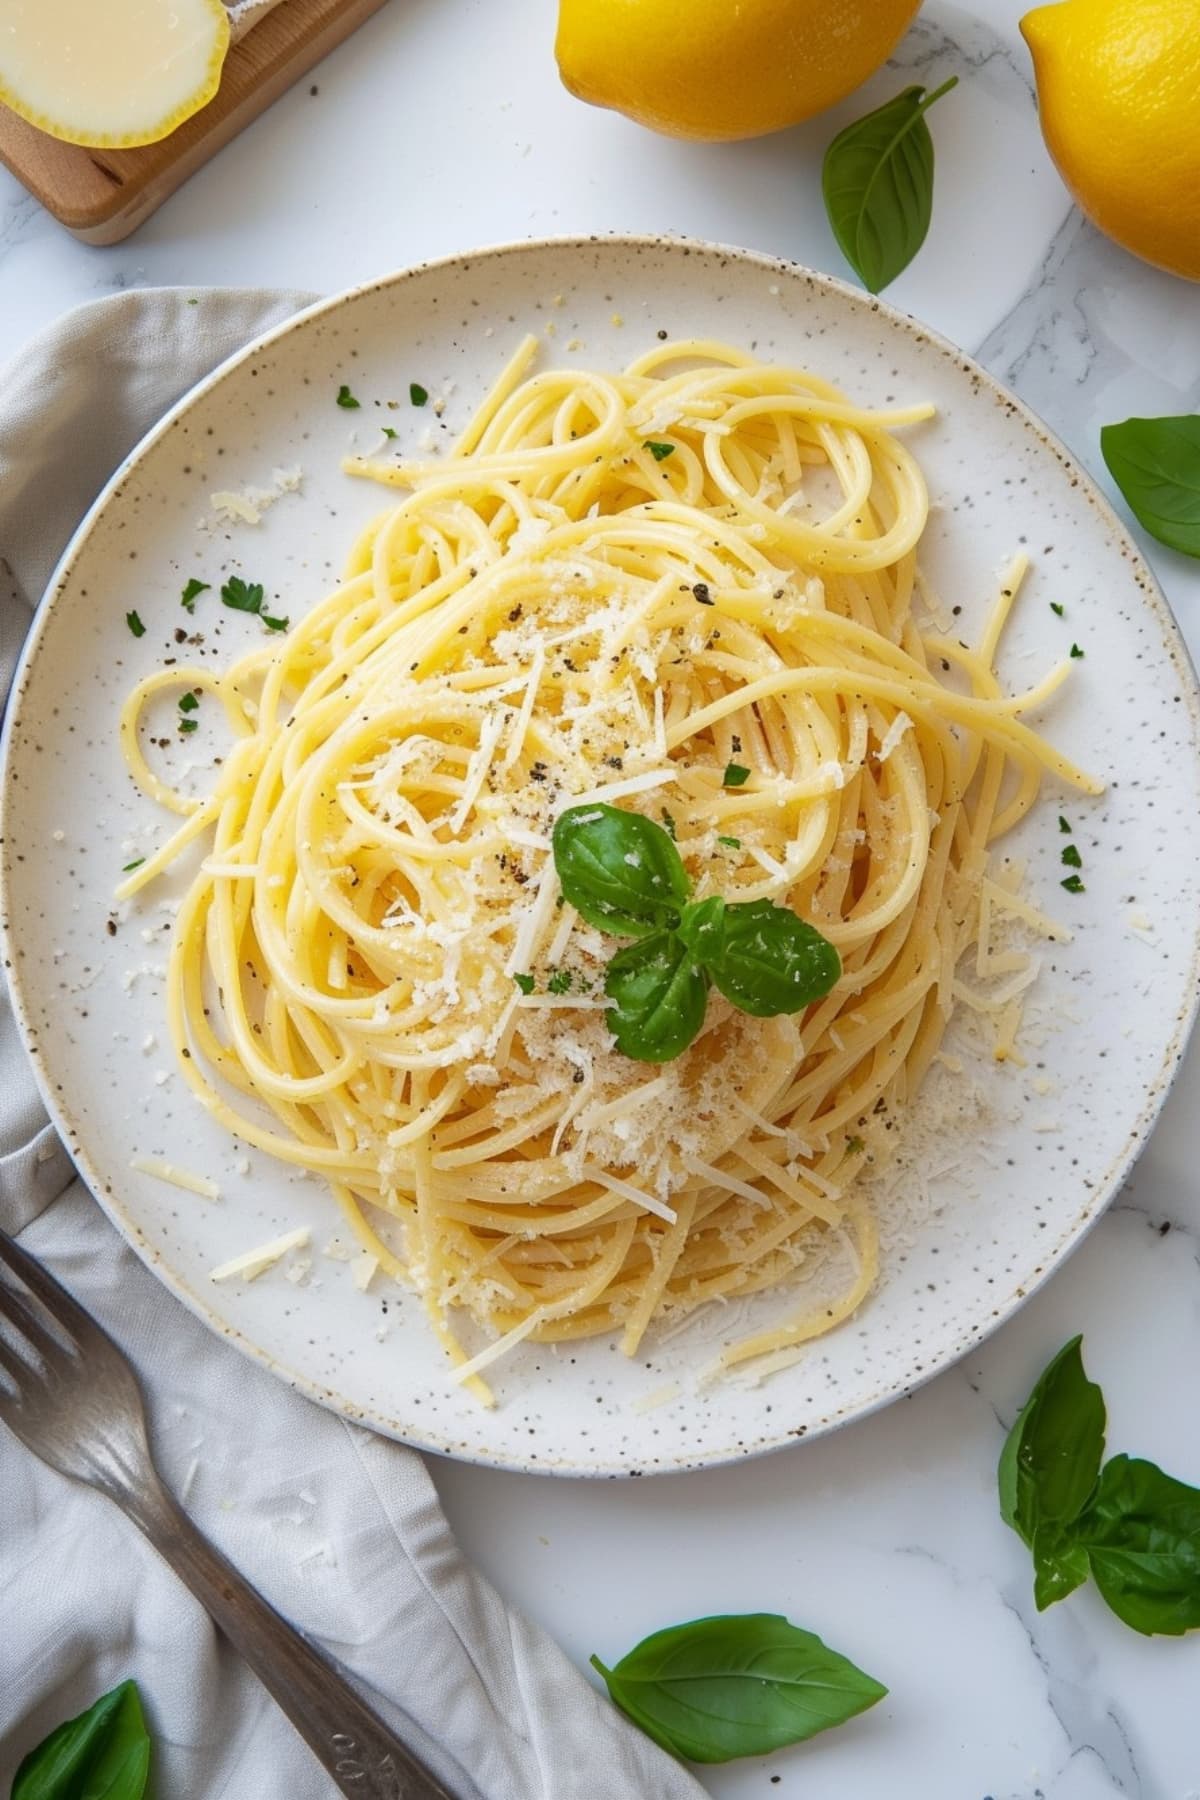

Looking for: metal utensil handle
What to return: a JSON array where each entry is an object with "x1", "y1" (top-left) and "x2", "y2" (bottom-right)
[{"x1": 125, "y1": 1474, "x2": 459, "y2": 1799}]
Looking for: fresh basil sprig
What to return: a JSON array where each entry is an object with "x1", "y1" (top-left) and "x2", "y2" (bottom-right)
[
  {"x1": 999, "y1": 1338, "x2": 1200, "y2": 1635},
  {"x1": 552, "y1": 804, "x2": 841, "y2": 1063},
  {"x1": 1100, "y1": 414, "x2": 1200, "y2": 558},
  {"x1": 1082, "y1": 1456, "x2": 1200, "y2": 1637},
  {"x1": 997, "y1": 1336, "x2": 1104, "y2": 1610},
  {"x1": 13, "y1": 1679, "x2": 151, "y2": 1800},
  {"x1": 591, "y1": 1613, "x2": 886, "y2": 1764},
  {"x1": 822, "y1": 77, "x2": 958, "y2": 294}
]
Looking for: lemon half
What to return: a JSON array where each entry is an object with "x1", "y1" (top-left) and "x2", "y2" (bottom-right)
[{"x1": 0, "y1": 0, "x2": 230, "y2": 149}]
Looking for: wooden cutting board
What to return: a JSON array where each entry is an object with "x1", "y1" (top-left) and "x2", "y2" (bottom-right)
[{"x1": 0, "y1": 0, "x2": 389, "y2": 245}]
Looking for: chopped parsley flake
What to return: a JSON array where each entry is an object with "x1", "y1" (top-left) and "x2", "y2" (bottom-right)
[
  {"x1": 261, "y1": 614, "x2": 290, "y2": 633},
  {"x1": 845, "y1": 1135, "x2": 866, "y2": 1155},
  {"x1": 220, "y1": 576, "x2": 264, "y2": 614},
  {"x1": 1059, "y1": 815, "x2": 1072, "y2": 834},
  {"x1": 513, "y1": 972, "x2": 535, "y2": 995},
  {"x1": 1061, "y1": 843, "x2": 1083, "y2": 869},
  {"x1": 718, "y1": 835, "x2": 741, "y2": 848},
  {"x1": 1069, "y1": 642, "x2": 1085, "y2": 658},
  {"x1": 178, "y1": 691, "x2": 199, "y2": 713},
  {"x1": 126, "y1": 610, "x2": 146, "y2": 638},
  {"x1": 723, "y1": 762, "x2": 751, "y2": 788},
  {"x1": 181, "y1": 577, "x2": 209, "y2": 612},
  {"x1": 382, "y1": 426, "x2": 398, "y2": 440},
  {"x1": 644, "y1": 440, "x2": 675, "y2": 462},
  {"x1": 547, "y1": 969, "x2": 573, "y2": 995},
  {"x1": 336, "y1": 384, "x2": 360, "y2": 409},
  {"x1": 1061, "y1": 873, "x2": 1085, "y2": 894},
  {"x1": 409, "y1": 382, "x2": 429, "y2": 407},
  {"x1": 178, "y1": 717, "x2": 199, "y2": 734},
  {"x1": 661, "y1": 809, "x2": 677, "y2": 840},
  {"x1": 122, "y1": 858, "x2": 145, "y2": 873},
  {"x1": 1050, "y1": 601, "x2": 1065, "y2": 617}
]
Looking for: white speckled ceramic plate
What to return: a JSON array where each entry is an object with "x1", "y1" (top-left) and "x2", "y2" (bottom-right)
[{"x1": 4, "y1": 237, "x2": 1200, "y2": 1476}]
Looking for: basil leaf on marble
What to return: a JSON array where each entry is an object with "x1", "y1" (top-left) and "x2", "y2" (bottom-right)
[
  {"x1": 821, "y1": 78, "x2": 958, "y2": 293},
  {"x1": 998, "y1": 1336, "x2": 1105, "y2": 1551},
  {"x1": 1031, "y1": 1520, "x2": 1091, "y2": 1613},
  {"x1": 591, "y1": 1613, "x2": 886, "y2": 1764},
  {"x1": 1100, "y1": 415, "x2": 1200, "y2": 558},
  {"x1": 1077, "y1": 1455, "x2": 1200, "y2": 1637},
  {"x1": 998, "y1": 1342, "x2": 1200, "y2": 1635},
  {"x1": 13, "y1": 1679, "x2": 151, "y2": 1800}
]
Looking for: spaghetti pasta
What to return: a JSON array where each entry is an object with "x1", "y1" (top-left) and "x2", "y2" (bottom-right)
[{"x1": 118, "y1": 336, "x2": 1101, "y2": 1399}]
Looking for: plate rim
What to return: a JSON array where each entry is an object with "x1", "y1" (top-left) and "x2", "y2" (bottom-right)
[{"x1": 5, "y1": 230, "x2": 1200, "y2": 1477}]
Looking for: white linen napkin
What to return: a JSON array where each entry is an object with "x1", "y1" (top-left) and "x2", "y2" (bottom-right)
[{"x1": 0, "y1": 289, "x2": 709, "y2": 1800}]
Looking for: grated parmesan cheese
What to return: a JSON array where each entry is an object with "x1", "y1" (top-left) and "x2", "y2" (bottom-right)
[
  {"x1": 450, "y1": 1310, "x2": 544, "y2": 1382},
  {"x1": 564, "y1": 767, "x2": 677, "y2": 810},
  {"x1": 207, "y1": 465, "x2": 303, "y2": 528},
  {"x1": 631, "y1": 1382, "x2": 681, "y2": 1414},
  {"x1": 501, "y1": 642, "x2": 546, "y2": 771},
  {"x1": 875, "y1": 711, "x2": 913, "y2": 764},
  {"x1": 582, "y1": 1163, "x2": 678, "y2": 1225},
  {"x1": 351, "y1": 1252, "x2": 379, "y2": 1292},
  {"x1": 449, "y1": 711, "x2": 506, "y2": 834},
  {"x1": 981, "y1": 878, "x2": 1071, "y2": 943},
  {"x1": 130, "y1": 1155, "x2": 219, "y2": 1200},
  {"x1": 210, "y1": 1227, "x2": 311, "y2": 1284}
]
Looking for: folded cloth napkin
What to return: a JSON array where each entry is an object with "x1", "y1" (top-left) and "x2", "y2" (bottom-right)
[{"x1": 0, "y1": 290, "x2": 708, "y2": 1800}]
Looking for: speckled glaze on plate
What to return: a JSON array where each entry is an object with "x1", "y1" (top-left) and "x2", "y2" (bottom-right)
[{"x1": 4, "y1": 237, "x2": 1200, "y2": 1476}]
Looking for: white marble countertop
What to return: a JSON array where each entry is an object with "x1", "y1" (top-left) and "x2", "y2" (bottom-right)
[{"x1": 4, "y1": 2, "x2": 1200, "y2": 1796}]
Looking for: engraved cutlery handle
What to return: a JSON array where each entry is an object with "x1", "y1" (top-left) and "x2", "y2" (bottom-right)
[{"x1": 125, "y1": 1476, "x2": 459, "y2": 1799}]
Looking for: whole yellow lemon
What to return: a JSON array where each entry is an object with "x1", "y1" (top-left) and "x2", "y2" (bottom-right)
[
  {"x1": 1021, "y1": 0, "x2": 1200, "y2": 281},
  {"x1": 555, "y1": 0, "x2": 924, "y2": 142}
]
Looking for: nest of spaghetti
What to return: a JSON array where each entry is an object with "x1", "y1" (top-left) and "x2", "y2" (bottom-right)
[{"x1": 119, "y1": 337, "x2": 1099, "y2": 1399}]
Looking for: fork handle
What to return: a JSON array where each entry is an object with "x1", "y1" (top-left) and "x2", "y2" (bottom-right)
[{"x1": 123, "y1": 1475, "x2": 461, "y2": 1799}]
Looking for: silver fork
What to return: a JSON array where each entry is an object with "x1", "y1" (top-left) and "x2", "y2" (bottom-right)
[{"x1": 0, "y1": 1226, "x2": 461, "y2": 1799}]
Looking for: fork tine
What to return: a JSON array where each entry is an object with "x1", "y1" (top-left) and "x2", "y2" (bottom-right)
[
  {"x1": 0, "y1": 1333, "x2": 28, "y2": 1389},
  {"x1": 0, "y1": 1228, "x2": 100, "y2": 1350},
  {"x1": 0, "y1": 1276, "x2": 75, "y2": 1368}
]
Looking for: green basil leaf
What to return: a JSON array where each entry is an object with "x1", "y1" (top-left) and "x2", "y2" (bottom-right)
[
  {"x1": 591, "y1": 1613, "x2": 886, "y2": 1764},
  {"x1": 1031, "y1": 1521, "x2": 1091, "y2": 1613},
  {"x1": 821, "y1": 77, "x2": 957, "y2": 294},
  {"x1": 553, "y1": 803, "x2": 691, "y2": 938},
  {"x1": 997, "y1": 1336, "x2": 1105, "y2": 1552},
  {"x1": 675, "y1": 893, "x2": 726, "y2": 963},
  {"x1": 13, "y1": 1679, "x2": 151, "y2": 1800},
  {"x1": 1077, "y1": 1455, "x2": 1200, "y2": 1636},
  {"x1": 684, "y1": 897, "x2": 840, "y2": 1017},
  {"x1": 604, "y1": 930, "x2": 708, "y2": 1063},
  {"x1": 1100, "y1": 415, "x2": 1200, "y2": 558}
]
